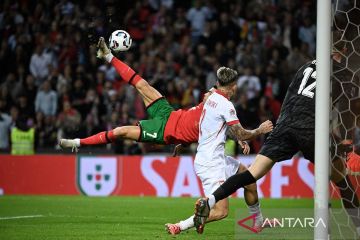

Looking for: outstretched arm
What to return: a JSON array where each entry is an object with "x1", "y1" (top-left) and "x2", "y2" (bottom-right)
[{"x1": 227, "y1": 120, "x2": 273, "y2": 141}]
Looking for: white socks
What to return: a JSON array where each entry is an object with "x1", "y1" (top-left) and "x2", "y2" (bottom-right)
[
  {"x1": 105, "y1": 53, "x2": 114, "y2": 63},
  {"x1": 208, "y1": 195, "x2": 216, "y2": 208},
  {"x1": 248, "y1": 202, "x2": 263, "y2": 226},
  {"x1": 74, "y1": 138, "x2": 81, "y2": 147},
  {"x1": 179, "y1": 215, "x2": 194, "y2": 231}
]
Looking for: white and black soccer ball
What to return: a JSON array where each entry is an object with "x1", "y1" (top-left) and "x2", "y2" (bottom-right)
[{"x1": 109, "y1": 30, "x2": 132, "y2": 52}]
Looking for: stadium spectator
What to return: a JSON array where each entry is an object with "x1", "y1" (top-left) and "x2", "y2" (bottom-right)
[
  {"x1": 70, "y1": 78, "x2": 87, "y2": 119},
  {"x1": 217, "y1": 12, "x2": 240, "y2": 43},
  {"x1": 298, "y1": 17, "x2": 316, "y2": 55},
  {"x1": 17, "y1": 95, "x2": 34, "y2": 125},
  {"x1": 281, "y1": 12, "x2": 300, "y2": 51},
  {"x1": 35, "y1": 112, "x2": 57, "y2": 149},
  {"x1": 186, "y1": 0, "x2": 212, "y2": 44},
  {"x1": 1, "y1": 73, "x2": 18, "y2": 102},
  {"x1": 9, "y1": 106, "x2": 19, "y2": 127},
  {"x1": 22, "y1": 74, "x2": 37, "y2": 106},
  {"x1": 0, "y1": 101, "x2": 12, "y2": 152},
  {"x1": 235, "y1": 93, "x2": 259, "y2": 130},
  {"x1": 124, "y1": 1, "x2": 151, "y2": 42},
  {"x1": 57, "y1": 101, "x2": 81, "y2": 140},
  {"x1": 11, "y1": 120, "x2": 35, "y2": 155},
  {"x1": 237, "y1": 67, "x2": 261, "y2": 103},
  {"x1": 29, "y1": 45, "x2": 53, "y2": 85},
  {"x1": 35, "y1": 81, "x2": 57, "y2": 117}
]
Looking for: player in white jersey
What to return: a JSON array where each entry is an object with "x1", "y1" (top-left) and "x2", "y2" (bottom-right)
[
  {"x1": 193, "y1": 67, "x2": 273, "y2": 234},
  {"x1": 196, "y1": 88, "x2": 240, "y2": 167}
]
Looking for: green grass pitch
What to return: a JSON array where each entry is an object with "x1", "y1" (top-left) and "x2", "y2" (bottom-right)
[{"x1": 0, "y1": 196, "x2": 343, "y2": 240}]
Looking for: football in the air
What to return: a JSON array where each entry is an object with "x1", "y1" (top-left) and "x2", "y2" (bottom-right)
[{"x1": 109, "y1": 30, "x2": 132, "y2": 52}]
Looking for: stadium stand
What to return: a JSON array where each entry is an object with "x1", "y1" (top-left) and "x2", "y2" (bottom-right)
[{"x1": 0, "y1": 0, "x2": 316, "y2": 154}]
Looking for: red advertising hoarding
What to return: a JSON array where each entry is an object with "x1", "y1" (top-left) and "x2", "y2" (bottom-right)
[{"x1": 0, "y1": 155, "x2": 358, "y2": 198}]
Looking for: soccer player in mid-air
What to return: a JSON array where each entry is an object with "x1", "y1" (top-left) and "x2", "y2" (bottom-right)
[
  {"x1": 59, "y1": 37, "x2": 274, "y2": 234},
  {"x1": 193, "y1": 57, "x2": 360, "y2": 235}
]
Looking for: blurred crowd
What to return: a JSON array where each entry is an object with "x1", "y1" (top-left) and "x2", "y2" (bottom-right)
[{"x1": 0, "y1": 0, "x2": 316, "y2": 154}]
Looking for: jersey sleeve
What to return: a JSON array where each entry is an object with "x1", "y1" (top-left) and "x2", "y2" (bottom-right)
[{"x1": 222, "y1": 102, "x2": 239, "y2": 126}]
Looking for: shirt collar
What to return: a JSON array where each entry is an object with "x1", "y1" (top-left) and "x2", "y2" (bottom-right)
[{"x1": 215, "y1": 89, "x2": 230, "y2": 100}]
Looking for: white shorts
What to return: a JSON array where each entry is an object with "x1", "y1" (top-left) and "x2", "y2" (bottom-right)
[{"x1": 194, "y1": 156, "x2": 241, "y2": 197}]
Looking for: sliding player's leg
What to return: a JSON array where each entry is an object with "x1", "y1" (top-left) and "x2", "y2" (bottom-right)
[
  {"x1": 330, "y1": 157, "x2": 360, "y2": 233},
  {"x1": 165, "y1": 157, "x2": 273, "y2": 235},
  {"x1": 165, "y1": 164, "x2": 230, "y2": 235},
  {"x1": 59, "y1": 126, "x2": 140, "y2": 151},
  {"x1": 202, "y1": 160, "x2": 267, "y2": 224},
  {"x1": 97, "y1": 37, "x2": 162, "y2": 107},
  {"x1": 166, "y1": 161, "x2": 235, "y2": 235},
  {"x1": 193, "y1": 154, "x2": 274, "y2": 234},
  {"x1": 194, "y1": 126, "x2": 297, "y2": 233},
  {"x1": 193, "y1": 156, "x2": 274, "y2": 234},
  {"x1": 211, "y1": 155, "x2": 274, "y2": 204},
  {"x1": 206, "y1": 199, "x2": 229, "y2": 222},
  {"x1": 165, "y1": 198, "x2": 229, "y2": 235}
]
